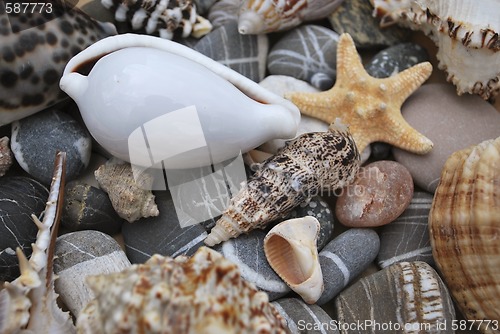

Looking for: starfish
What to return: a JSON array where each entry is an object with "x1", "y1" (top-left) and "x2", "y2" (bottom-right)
[{"x1": 285, "y1": 33, "x2": 434, "y2": 154}]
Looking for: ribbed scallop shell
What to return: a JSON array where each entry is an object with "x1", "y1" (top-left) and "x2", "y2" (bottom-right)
[
  {"x1": 76, "y1": 246, "x2": 289, "y2": 334},
  {"x1": 204, "y1": 120, "x2": 360, "y2": 246},
  {"x1": 371, "y1": 0, "x2": 500, "y2": 100},
  {"x1": 429, "y1": 137, "x2": 500, "y2": 334},
  {"x1": 238, "y1": 0, "x2": 344, "y2": 34}
]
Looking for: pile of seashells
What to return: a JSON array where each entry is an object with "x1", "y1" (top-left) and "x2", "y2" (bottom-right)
[{"x1": 0, "y1": 0, "x2": 499, "y2": 333}]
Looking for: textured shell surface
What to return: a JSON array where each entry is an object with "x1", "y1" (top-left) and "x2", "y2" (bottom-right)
[
  {"x1": 0, "y1": 136, "x2": 13, "y2": 177},
  {"x1": 204, "y1": 120, "x2": 360, "y2": 246},
  {"x1": 60, "y1": 34, "x2": 300, "y2": 169},
  {"x1": 371, "y1": 0, "x2": 500, "y2": 99},
  {"x1": 0, "y1": 1, "x2": 116, "y2": 126},
  {"x1": 76, "y1": 246, "x2": 290, "y2": 334},
  {"x1": 238, "y1": 0, "x2": 345, "y2": 34},
  {"x1": 429, "y1": 136, "x2": 500, "y2": 334},
  {"x1": 264, "y1": 216, "x2": 324, "y2": 304},
  {"x1": 101, "y1": 0, "x2": 212, "y2": 39}
]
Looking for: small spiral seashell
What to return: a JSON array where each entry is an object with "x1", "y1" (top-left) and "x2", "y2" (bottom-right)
[
  {"x1": 204, "y1": 119, "x2": 360, "y2": 246},
  {"x1": 0, "y1": 137, "x2": 13, "y2": 177},
  {"x1": 101, "y1": 0, "x2": 212, "y2": 39},
  {"x1": 429, "y1": 136, "x2": 500, "y2": 334}
]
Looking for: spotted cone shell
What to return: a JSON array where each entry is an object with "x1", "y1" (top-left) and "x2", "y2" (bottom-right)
[{"x1": 429, "y1": 137, "x2": 500, "y2": 334}]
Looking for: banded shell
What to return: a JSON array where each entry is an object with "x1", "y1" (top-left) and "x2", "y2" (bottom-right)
[
  {"x1": 238, "y1": 0, "x2": 344, "y2": 35},
  {"x1": 0, "y1": 136, "x2": 13, "y2": 177},
  {"x1": 94, "y1": 158, "x2": 159, "y2": 223},
  {"x1": 264, "y1": 216, "x2": 324, "y2": 304},
  {"x1": 371, "y1": 0, "x2": 500, "y2": 100},
  {"x1": 204, "y1": 119, "x2": 360, "y2": 246},
  {"x1": 76, "y1": 246, "x2": 289, "y2": 334},
  {"x1": 101, "y1": 0, "x2": 212, "y2": 39},
  {"x1": 0, "y1": 2, "x2": 116, "y2": 126},
  {"x1": 429, "y1": 137, "x2": 500, "y2": 334}
]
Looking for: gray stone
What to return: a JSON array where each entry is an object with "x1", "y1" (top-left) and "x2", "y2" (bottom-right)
[
  {"x1": 317, "y1": 228, "x2": 380, "y2": 305},
  {"x1": 393, "y1": 84, "x2": 500, "y2": 192},
  {"x1": 268, "y1": 25, "x2": 339, "y2": 90},
  {"x1": 11, "y1": 108, "x2": 92, "y2": 185},
  {"x1": 0, "y1": 177, "x2": 48, "y2": 281},
  {"x1": 377, "y1": 191, "x2": 435, "y2": 268},
  {"x1": 207, "y1": 0, "x2": 239, "y2": 28},
  {"x1": 272, "y1": 298, "x2": 340, "y2": 334},
  {"x1": 365, "y1": 43, "x2": 429, "y2": 78},
  {"x1": 54, "y1": 230, "x2": 131, "y2": 316},
  {"x1": 328, "y1": 0, "x2": 410, "y2": 49},
  {"x1": 193, "y1": 0, "x2": 217, "y2": 15},
  {"x1": 215, "y1": 230, "x2": 290, "y2": 301},
  {"x1": 122, "y1": 191, "x2": 207, "y2": 263},
  {"x1": 194, "y1": 21, "x2": 268, "y2": 82},
  {"x1": 370, "y1": 142, "x2": 392, "y2": 160},
  {"x1": 62, "y1": 181, "x2": 124, "y2": 235},
  {"x1": 335, "y1": 261, "x2": 455, "y2": 333}
]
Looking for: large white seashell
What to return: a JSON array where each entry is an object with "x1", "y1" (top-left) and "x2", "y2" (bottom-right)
[
  {"x1": 60, "y1": 34, "x2": 300, "y2": 169},
  {"x1": 264, "y1": 216, "x2": 324, "y2": 304},
  {"x1": 238, "y1": 0, "x2": 344, "y2": 35},
  {"x1": 371, "y1": 0, "x2": 500, "y2": 100}
]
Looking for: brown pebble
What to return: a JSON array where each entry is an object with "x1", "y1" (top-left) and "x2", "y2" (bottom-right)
[{"x1": 335, "y1": 160, "x2": 413, "y2": 227}]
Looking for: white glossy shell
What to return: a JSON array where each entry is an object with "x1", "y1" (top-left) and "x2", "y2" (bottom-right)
[{"x1": 60, "y1": 34, "x2": 300, "y2": 169}]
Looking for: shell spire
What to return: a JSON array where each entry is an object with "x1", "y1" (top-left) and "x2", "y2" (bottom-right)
[{"x1": 204, "y1": 128, "x2": 360, "y2": 246}]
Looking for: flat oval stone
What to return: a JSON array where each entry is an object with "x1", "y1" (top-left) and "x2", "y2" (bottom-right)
[
  {"x1": 365, "y1": 43, "x2": 429, "y2": 78},
  {"x1": 317, "y1": 228, "x2": 380, "y2": 305},
  {"x1": 328, "y1": 0, "x2": 410, "y2": 49},
  {"x1": 194, "y1": 21, "x2": 268, "y2": 82},
  {"x1": 62, "y1": 181, "x2": 124, "y2": 235},
  {"x1": 335, "y1": 261, "x2": 456, "y2": 333},
  {"x1": 10, "y1": 108, "x2": 92, "y2": 185},
  {"x1": 377, "y1": 191, "x2": 434, "y2": 268},
  {"x1": 207, "y1": 0, "x2": 239, "y2": 28},
  {"x1": 267, "y1": 25, "x2": 339, "y2": 90},
  {"x1": 214, "y1": 230, "x2": 290, "y2": 301},
  {"x1": 393, "y1": 83, "x2": 500, "y2": 192},
  {"x1": 272, "y1": 298, "x2": 340, "y2": 334},
  {"x1": 122, "y1": 191, "x2": 207, "y2": 263},
  {"x1": 0, "y1": 176, "x2": 48, "y2": 281},
  {"x1": 335, "y1": 161, "x2": 414, "y2": 227},
  {"x1": 54, "y1": 230, "x2": 131, "y2": 316}
]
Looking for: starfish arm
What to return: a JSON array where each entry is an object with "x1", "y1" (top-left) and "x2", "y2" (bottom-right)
[
  {"x1": 349, "y1": 130, "x2": 371, "y2": 154},
  {"x1": 335, "y1": 34, "x2": 367, "y2": 85},
  {"x1": 381, "y1": 112, "x2": 434, "y2": 154},
  {"x1": 387, "y1": 62, "x2": 433, "y2": 105},
  {"x1": 285, "y1": 91, "x2": 339, "y2": 124}
]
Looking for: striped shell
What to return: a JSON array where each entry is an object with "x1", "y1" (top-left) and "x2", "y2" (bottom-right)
[
  {"x1": 204, "y1": 120, "x2": 360, "y2": 246},
  {"x1": 101, "y1": 0, "x2": 212, "y2": 39},
  {"x1": 238, "y1": 0, "x2": 344, "y2": 34},
  {"x1": 429, "y1": 137, "x2": 500, "y2": 334},
  {"x1": 371, "y1": 0, "x2": 500, "y2": 100},
  {"x1": 76, "y1": 246, "x2": 289, "y2": 334}
]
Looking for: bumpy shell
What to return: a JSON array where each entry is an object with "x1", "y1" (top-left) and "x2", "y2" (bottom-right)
[
  {"x1": 372, "y1": 0, "x2": 500, "y2": 100},
  {"x1": 76, "y1": 246, "x2": 289, "y2": 334},
  {"x1": 429, "y1": 137, "x2": 500, "y2": 334},
  {"x1": 264, "y1": 216, "x2": 324, "y2": 304},
  {"x1": 0, "y1": 2, "x2": 116, "y2": 126},
  {"x1": 101, "y1": 0, "x2": 212, "y2": 39},
  {"x1": 94, "y1": 158, "x2": 159, "y2": 223},
  {"x1": 204, "y1": 120, "x2": 360, "y2": 246},
  {"x1": 238, "y1": 0, "x2": 344, "y2": 34},
  {"x1": 0, "y1": 136, "x2": 13, "y2": 177}
]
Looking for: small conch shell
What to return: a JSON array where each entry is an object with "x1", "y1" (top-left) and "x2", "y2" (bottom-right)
[
  {"x1": 60, "y1": 34, "x2": 300, "y2": 169},
  {"x1": 429, "y1": 136, "x2": 500, "y2": 334},
  {"x1": 238, "y1": 0, "x2": 344, "y2": 34},
  {"x1": 264, "y1": 216, "x2": 324, "y2": 304},
  {"x1": 371, "y1": 0, "x2": 500, "y2": 100}
]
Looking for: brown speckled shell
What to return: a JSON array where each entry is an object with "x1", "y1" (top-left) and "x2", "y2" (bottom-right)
[
  {"x1": 204, "y1": 124, "x2": 360, "y2": 246},
  {"x1": 429, "y1": 137, "x2": 500, "y2": 334},
  {"x1": 0, "y1": 136, "x2": 13, "y2": 177},
  {"x1": 76, "y1": 246, "x2": 290, "y2": 334}
]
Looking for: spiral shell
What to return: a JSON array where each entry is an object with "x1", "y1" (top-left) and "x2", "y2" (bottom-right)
[
  {"x1": 371, "y1": 0, "x2": 500, "y2": 100},
  {"x1": 429, "y1": 136, "x2": 500, "y2": 334},
  {"x1": 238, "y1": 0, "x2": 344, "y2": 34},
  {"x1": 101, "y1": 0, "x2": 212, "y2": 39},
  {"x1": 76, "y1": 246, "x2": 289, "y2": 334},
  {"x1": 204, "y1": 120, "x2": 360, "y2": 246}
]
